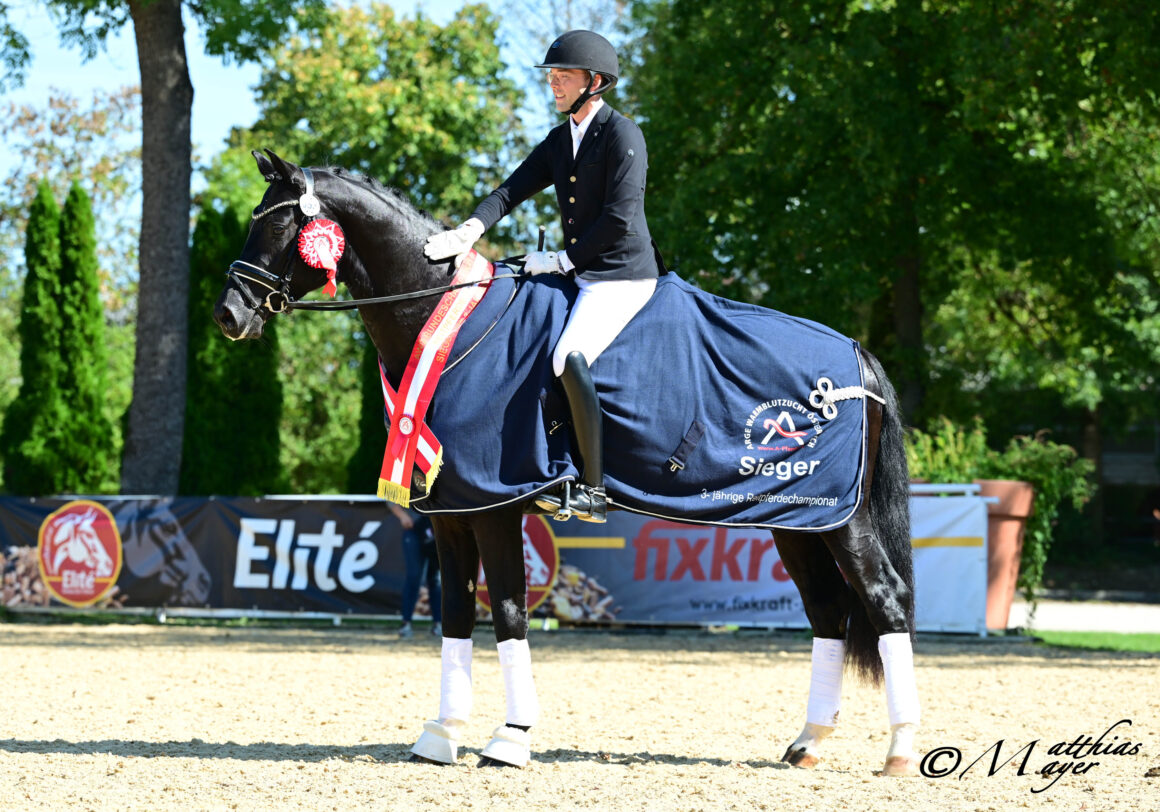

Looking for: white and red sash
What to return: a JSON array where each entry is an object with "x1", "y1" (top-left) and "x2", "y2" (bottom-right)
[{"x1": 377, "y1": 250, "x2": 494, "y2": 506}]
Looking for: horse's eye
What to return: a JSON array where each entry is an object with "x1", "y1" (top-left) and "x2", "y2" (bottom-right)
[{"x1": 272, "y1": 224, "x2": 287, "y2": 236}]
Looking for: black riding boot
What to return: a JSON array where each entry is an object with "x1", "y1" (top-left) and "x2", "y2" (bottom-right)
[{"x1": 538, "y1": 351, "x2": 608, "y2": 523}]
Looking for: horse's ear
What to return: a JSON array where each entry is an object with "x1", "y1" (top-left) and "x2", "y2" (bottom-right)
[
  {"x1": 264, "y1": 149, "x2": 305, "y2": 192},
  {"x1": 252, "y1": 149, "x2": 278, "y2": 183}
]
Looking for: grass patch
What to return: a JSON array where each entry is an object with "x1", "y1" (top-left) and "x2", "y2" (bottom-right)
[{"x1": 1035, "y1": 630, "x2": 1160, "y2": 653}]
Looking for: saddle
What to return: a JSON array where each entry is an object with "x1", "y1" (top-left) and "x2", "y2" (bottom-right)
[{"x1": 405, "y1": 271, "x2": 873, "y2": 531}]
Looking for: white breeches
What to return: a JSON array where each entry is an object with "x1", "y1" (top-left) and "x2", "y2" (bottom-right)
[{"x1": 552, "y1": 276, "x2": 657, "y2": 377}]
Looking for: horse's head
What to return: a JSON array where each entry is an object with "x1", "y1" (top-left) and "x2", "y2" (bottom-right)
[{"x1": 214, "y1": 149, "x2": 346, "y2": 340}]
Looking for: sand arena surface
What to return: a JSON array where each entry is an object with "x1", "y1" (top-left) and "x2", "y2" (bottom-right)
[{"x1": 1, "y1": 623, "x2": 1157, "y2": 810}]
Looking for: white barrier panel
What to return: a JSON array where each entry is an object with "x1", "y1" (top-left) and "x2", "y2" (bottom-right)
[{"x1": 909, "y1": 492, "x2": 988, "y2": 634}]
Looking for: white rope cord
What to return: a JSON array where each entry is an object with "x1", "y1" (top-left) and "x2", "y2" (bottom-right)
[{"x1": 809, "y1": 377, "x2": 886, "y2": 420}]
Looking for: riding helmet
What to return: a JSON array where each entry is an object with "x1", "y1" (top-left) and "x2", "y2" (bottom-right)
[{"x1": 535, "y1": 30, "x2": 619, "y2": 94}]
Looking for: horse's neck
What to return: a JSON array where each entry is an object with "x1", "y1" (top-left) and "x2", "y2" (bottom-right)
[{"x1": 333, "y1": 181, "x2": 442, "y2": 381}]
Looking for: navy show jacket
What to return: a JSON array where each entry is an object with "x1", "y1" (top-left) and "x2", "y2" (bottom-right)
[{"x1": 471, "y1": 104, "x2": 661, "y2": 281}]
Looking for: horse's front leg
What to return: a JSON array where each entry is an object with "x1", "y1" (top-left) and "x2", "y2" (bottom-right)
[
  {"x1": 410, "y1": 513, "x2": 479, "y2": 764},
  {"x1": 472, "y1": 505, "x2": 539, "y2": 767}
]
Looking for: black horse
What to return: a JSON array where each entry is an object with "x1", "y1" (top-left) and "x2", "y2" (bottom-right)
[{"x1": 214, "y1": 150, "x2": 920, "y2": 775}]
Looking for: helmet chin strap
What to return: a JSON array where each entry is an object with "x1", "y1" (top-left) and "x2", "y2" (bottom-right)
[{"x1": 566, "y1": 73, "x2": 603, "y2": 117}]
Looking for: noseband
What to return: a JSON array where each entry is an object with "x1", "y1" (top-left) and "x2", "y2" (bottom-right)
[
  {"x1": 227, "y1": 167, "x2": 326, "y2": 314},
  {"x1": 226, "y1": 168, "x2": 524, "y2": 313}
]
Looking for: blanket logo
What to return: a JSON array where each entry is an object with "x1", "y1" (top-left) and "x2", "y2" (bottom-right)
[
  {"x1": 476, "y1": 516, "x2": 559, "y2": 614},
  {"x1": 743, "y1": 398, "x2": 823, "y2": 452},
  {"x1": 36, "y1": 500, "x2": 123, "y2": 608}
]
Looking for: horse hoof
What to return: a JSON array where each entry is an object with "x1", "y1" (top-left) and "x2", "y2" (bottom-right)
[
  {"x1": 408, "y1": 753, "x2": 447, "y2": 765},
  {"x1": 477, "y1": 756, "x2": 516, "y2": 768},
  {"x1": 781, "y1": 745, "x2": 820, "y2": 769},
  {"x1": 410, "y1": 719, "x2": 460, "y2": 764},
  {"x1": 881, "y1": 755, "x2": 919, "y2": 776},
  {"x1": 479, "y1": 725, "x2": 531, "y2": 768}
]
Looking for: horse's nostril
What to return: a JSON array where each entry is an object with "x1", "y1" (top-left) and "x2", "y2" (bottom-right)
[{"x1": 214, "y1": 303, "x2": 237, "y2": 335}]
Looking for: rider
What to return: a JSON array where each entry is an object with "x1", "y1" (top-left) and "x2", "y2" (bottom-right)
[{"x1": 423, "y1": 30, "x2": 662, "y2": 523}]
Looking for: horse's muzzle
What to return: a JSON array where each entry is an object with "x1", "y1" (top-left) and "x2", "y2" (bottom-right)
[{"x1": 213, "y1": 288, "x2": 265, "y2": 341}]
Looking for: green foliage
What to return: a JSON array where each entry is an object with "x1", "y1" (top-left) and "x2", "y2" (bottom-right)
[
  {"x1": 180, "y1": 206, "x2": 284, "y2": 495},
  {"x1": 1, "y1": 181, "x2": 117, "y2": 494},
  {"x1": 242, "y1": 2, "x2": 526, "y2": 221},
  {"x1": 907, "y1": 417, "x2": 1097, "y2": 601},
  {"x1": 345, "y1": 336, "x2": 386, "y2": 494},
  {"x1": 275, "y1": 311, "x2": 363, "y2": 493},
  {"x1": 0, "y1": 6, "x2": 30, "y2": 91},
  {"x1": 0, "y1": 181, "x2": 64, "y2": 493},
  {"x1": 57, "y1": 182, "x2": 118, "y2": 491},
  {"x1": 627, "y1": 0, "x2": 1160, "y2": 427}
]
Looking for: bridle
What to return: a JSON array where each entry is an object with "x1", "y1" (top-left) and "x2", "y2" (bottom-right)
[{"x1": 226, "y1": 167, "x2": 524, "y2": 314}]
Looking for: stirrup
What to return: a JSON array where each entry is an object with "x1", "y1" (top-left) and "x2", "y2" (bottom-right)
[{"x1": 533, "y1": 482, "x2": 606, "y2": 523}]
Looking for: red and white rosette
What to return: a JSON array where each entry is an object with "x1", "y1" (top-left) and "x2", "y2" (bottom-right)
[{"x1": 297, "y1": 219, "x2": 346, "y2": 297}]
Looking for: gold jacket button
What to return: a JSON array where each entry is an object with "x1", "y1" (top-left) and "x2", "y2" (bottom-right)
[
  {"x1": 570, "y1": 238, "x2": 577, "y2": 244},
  {"x1": 569, "y1": 196, "x2": 575, "y2": 203},
  {"x1": 569, "y1": 175, "x2": 577, "y2": 183}
]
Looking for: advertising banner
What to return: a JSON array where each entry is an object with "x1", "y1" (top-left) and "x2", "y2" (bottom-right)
[{"x1": 0, "y1": 493, "x2": 986, "y2": 633}]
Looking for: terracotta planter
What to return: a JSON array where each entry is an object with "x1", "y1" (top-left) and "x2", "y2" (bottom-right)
[{"x1": 974, "y1": 479, "x2": 1035, "y2": 630}]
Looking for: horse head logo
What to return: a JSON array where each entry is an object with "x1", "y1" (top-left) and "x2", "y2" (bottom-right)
[{"x1": 45, "y1": 508, "x2": 116, "y2": 578}]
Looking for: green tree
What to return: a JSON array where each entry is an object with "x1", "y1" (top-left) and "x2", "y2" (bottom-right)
[
  {"x1": 0, "y1": 88, "x2": 139, "y2": 445},
  {"x1": 346, "y1": 336, "x2": 386, "y2": 494},
  {"x1": 0, "y1": 0, "x2": 328, "y2": 495},
  {"x1": 243, "y1": 2, "x2": 525, "y2": 224},
  {"x1": 0, "y1": 181, "x2": 66, "y2": 494},
  {"x1": 180, "y1": 206, "x2": 283, "y2": 495},
  {"x1": 57, "y1": 181, "x2": 118, "y2": 491},
  {"x1": 628, "y1": 0, "x2": 1160, "y2": 426}
]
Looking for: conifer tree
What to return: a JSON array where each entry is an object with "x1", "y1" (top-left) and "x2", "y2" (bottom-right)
[
  {"x1": 180, "y1": 206, "x2": 283, "y2": 495},
  {"x1": 0, "y1": 181, "x2": 66, "y2": 494},
  {"x1": 345, "y1": 337, "x2": 387, "y2": 494},
  {"x1": 57, "y1": 182, "x2": 117, "y2": 492}
]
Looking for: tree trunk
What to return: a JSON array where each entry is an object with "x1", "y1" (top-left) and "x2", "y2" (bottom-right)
[
  {"x1": 120, "y1": 0, "x2": 193, "y2": 494},
  {"x1": 1081, "y1": 406, "x2": 1104, "y2": 545}
]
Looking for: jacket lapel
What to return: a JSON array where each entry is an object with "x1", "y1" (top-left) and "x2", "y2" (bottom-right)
[{"x1": 572, "y1": 104, "x2": 614, "y2": 166}]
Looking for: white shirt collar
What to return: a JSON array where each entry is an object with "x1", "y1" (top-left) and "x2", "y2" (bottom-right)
[{"x1": 570, "y1": 98, "x2": 604, "y2": 154}]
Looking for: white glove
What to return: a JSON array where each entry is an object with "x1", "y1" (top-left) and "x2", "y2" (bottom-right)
[
  {"x1": 524, "y1": 251, "x2": 563, "y2": 275},
  {"x1": 424, "y1": 218, "x2": 485, "y2": 260}
]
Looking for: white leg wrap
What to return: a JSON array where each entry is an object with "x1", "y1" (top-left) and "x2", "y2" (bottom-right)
[
  {"x1": 438, "y1": 637, "x2": 473, "y2": 723},
  {"x1": 806, "y1": 637, "x2": 845, "y2": 726},
  {"x1": 878, "y1": 633, "x2": 920, "y2": 727},
  {"x1": 497, "y1": 638, "x2": 540, "y2": 727}
]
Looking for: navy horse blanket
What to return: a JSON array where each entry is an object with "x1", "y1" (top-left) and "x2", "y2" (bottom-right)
[{"x1": 406, "y1": 270, "x2": 872, "y2": 530}]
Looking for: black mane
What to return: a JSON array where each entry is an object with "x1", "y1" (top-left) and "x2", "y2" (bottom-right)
[{"x1": 326, "y1": 166, "x2": 443, "y2": 233}]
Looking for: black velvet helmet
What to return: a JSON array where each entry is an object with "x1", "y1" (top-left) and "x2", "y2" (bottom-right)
[{"x1": 536, "y1": 30, "x2": 619, "y2": 114}]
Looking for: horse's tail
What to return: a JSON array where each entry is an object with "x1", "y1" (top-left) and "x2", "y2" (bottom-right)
[{"x1": 846, "y1": 349, "x2": 915, "y2": 684}]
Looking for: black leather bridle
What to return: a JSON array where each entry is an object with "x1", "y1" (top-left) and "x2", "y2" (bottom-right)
[{"x1": 226, "y1": 167, "x2": 524, "y2": 314}]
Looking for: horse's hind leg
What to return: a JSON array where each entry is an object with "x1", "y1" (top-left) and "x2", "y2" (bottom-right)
[
  {"x1": 774, "y1": 530, "x2": 855, "y2": 768},
  {"x1": 821, "y1": 513, "x2": 920, "y2": 776},
  {"x1": 472, "y1": 505, "x2": 539, "y2": 767},
  {"x1": 410, "y1": 513, "x2": 480, "y2": 764}
]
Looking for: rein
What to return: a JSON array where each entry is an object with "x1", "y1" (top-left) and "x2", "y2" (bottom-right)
[{"x1": 227, "y1": 166, "x2": 530, "y2": 313}]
